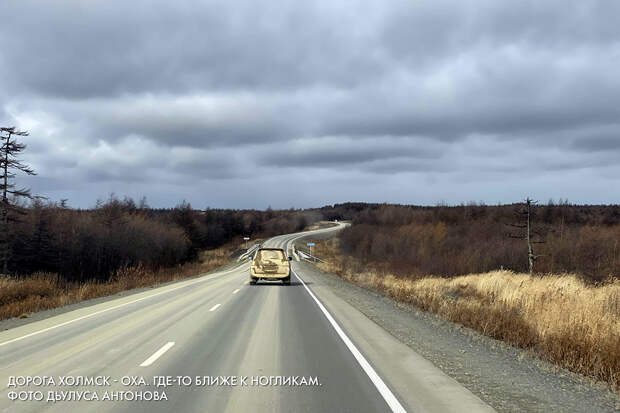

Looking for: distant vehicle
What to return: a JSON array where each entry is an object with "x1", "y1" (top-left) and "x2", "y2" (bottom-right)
[{"x1": 250, "y1": 248, "x2": 292, "y2": 285}]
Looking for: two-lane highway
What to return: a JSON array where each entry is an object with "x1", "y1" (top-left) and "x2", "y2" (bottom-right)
[{"x1": 0, "y1": 223, "x2": 494, "y2": 412}]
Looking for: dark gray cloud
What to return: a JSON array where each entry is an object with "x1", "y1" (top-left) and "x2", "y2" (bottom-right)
[
  {"x1": 572, "y1": 133, "x2": 620, "y2": 152},
  {"x1": 1, "y1": 0, "x2": 619, "y2": 208},
  {"x1": 0, "y1": 0, "x2": 385, "y2": 98},
  {"x1": 258, "y1": 136, "x2": 442, "y2": 169}
]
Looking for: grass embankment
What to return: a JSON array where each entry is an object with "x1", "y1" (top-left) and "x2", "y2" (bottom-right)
[
  {"x1": 0, "y1": 245, "x2": 234, "y2": 321},
  {"x1": 303, "y1": 221, "x2": 340, "y2": 231},
  {"x1": 313, "y1": 238, "x2": 620, "y2": 390}
]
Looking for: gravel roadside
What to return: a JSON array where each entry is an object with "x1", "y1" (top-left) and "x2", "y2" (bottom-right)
[
  {"x1": 297, "y1": 261, "x2": 619, "y2": 413},
  {"x1": 2, "y1": 237, "x2": 617, "y2": 412}
]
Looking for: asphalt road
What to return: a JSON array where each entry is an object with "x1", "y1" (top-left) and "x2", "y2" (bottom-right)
[{"x1": 0, "y1": 223, "x2": 495, "y2": 413}]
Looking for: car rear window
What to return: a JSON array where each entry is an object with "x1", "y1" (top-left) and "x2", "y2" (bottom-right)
[{"x1": 258, "y1": 250, "x2": 285, "y2": 260}]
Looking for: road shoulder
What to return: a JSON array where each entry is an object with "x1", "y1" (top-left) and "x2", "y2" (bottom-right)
[
  {"x1": 294, "y1": 264, "x2": 495, "y2": 413},
  {"x1": 295, "y1": 261, "x2": 619, "y2": 413}
]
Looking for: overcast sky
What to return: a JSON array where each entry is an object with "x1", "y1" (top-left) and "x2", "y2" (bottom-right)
[{"x1": 1, "y1": 1, "x2": 619, "y2": 209}]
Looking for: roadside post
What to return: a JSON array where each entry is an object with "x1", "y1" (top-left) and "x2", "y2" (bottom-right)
[
  {"x1": 307, "y1": 242, "x2": 316, "y2": 262},
  {"x1": 243, "y1": 236, "x2": 250, "y2": 250}
]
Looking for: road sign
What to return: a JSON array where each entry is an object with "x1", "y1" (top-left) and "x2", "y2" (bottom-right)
[{"x1": 306, "y1": 242, "x2": 315, "y2": 247}]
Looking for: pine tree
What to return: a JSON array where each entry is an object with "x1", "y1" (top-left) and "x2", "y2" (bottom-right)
[{"x1": 0, "y1": 127, "x2": 36, "y2": 275}]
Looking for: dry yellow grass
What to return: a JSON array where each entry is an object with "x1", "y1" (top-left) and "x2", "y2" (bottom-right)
[
  {"x1": 0, "y1": 245, "x2": 233, "y2": 321},
  {"x1": 315, "y1": 238, "x2": 620, "y2": 390}
]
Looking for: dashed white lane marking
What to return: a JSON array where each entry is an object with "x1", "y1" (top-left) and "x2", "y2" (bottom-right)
[
  {"x1": 209, "y1": 304, "x2": 221, "y2": 312},
  {"x1": 292, "y1": 270, "x2": 407, "y2": 413},
  {"x1": 0, "y1": 227, "x2": 340, "y2": 349},
  {"x1": 0, "y1": 265, "x2": 246, "y2": 348},
  {"x1": 140, "y1": 342, "x2": 175, "y2": 367},
  {"x1": 232, "y1": 289, "x2": 240, "y2": 294}
]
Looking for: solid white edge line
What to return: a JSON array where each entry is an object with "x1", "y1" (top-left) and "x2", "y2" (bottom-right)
[
  {"x1": 292, "y1": 269, "x2": 407, "y2": 413},
  {"x1": 0, "y1": 225, "x2": 341, "y2": 348},
  {"x1": 0, "y1": 264, "x2": 246, "y2": 348},
  {"x1": 209, "y1": 304, "x2": 221, "y2": 312},
  {"x1": 140, "y1": 342, "x2": 175, "y2": 367},
  {"x1": 232, "y1": 289, "x2": 240, "y2": 294}
]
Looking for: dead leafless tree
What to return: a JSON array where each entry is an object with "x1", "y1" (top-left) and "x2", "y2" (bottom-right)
[
  {"x1": 507, "y1": 198, "x2": 546, "y2": 275},
  {"x1": 0, "y1": 126, "x2": 36, "y2": 275}
]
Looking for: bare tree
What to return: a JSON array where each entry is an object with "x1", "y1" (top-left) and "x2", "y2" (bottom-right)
[
  {"x1": 507, "y1": 198, "x2": 546, "y2": 275},
  {"x1": 0, "y1": 126, "x2": 35, "y2": 275}
]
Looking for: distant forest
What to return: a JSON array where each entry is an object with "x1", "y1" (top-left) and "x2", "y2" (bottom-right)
[
  {"x1": 4, "y1": 199, "x2": 619, "y2": 283},
  {"x1": 334, "y1": 202, "x2": 620, "y2": 282},
  {"x1": 6, "y1": 196, "x2": 321, "y2": 282}
]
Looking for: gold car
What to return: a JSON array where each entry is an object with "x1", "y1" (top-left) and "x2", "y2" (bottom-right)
[{"x1": 250, "y1": 248, "x2": 292, "y2": 285}]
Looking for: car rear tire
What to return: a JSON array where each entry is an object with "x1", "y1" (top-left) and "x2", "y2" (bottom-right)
[
  {"x1": 250, "y1": 278, "x2": 257, "y2": 285},
  {"x1": 283, "y1": 277, "x2": 291, "y2": 285}
]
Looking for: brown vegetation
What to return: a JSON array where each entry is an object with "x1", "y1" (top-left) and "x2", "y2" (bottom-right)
[
  {"x1": 0, "y1": 194, "x2": 322, "y2": 321},
  {"x1": 3, "y1": 196, "x2": 320, "y2": 281},
  {"x1": 0, "y1": 201, "x2": 341, "y2": 320},
  {"x1": 314, "y1": 238, "x2": 620, "y2": 390},
  {"x1": 338, "y1": 203, "x2": 620, "y2": 282},
  {"x1": 0, "y1": 244, "x2": 232, "y2": 321}
]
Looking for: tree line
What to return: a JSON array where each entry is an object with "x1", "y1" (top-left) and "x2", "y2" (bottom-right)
[
  {"x1": 0, "y1": 125, "x2": 322, "y2": 282},
  {"x1": 337, "y1": 202, "x2": 620, "y2": 282},
  {"x1": 2, "y1": 195, "x2": 319, "y2": 282},
  {"x1": 2, "y1": 126, "x2": 617, "y2": 283}
]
